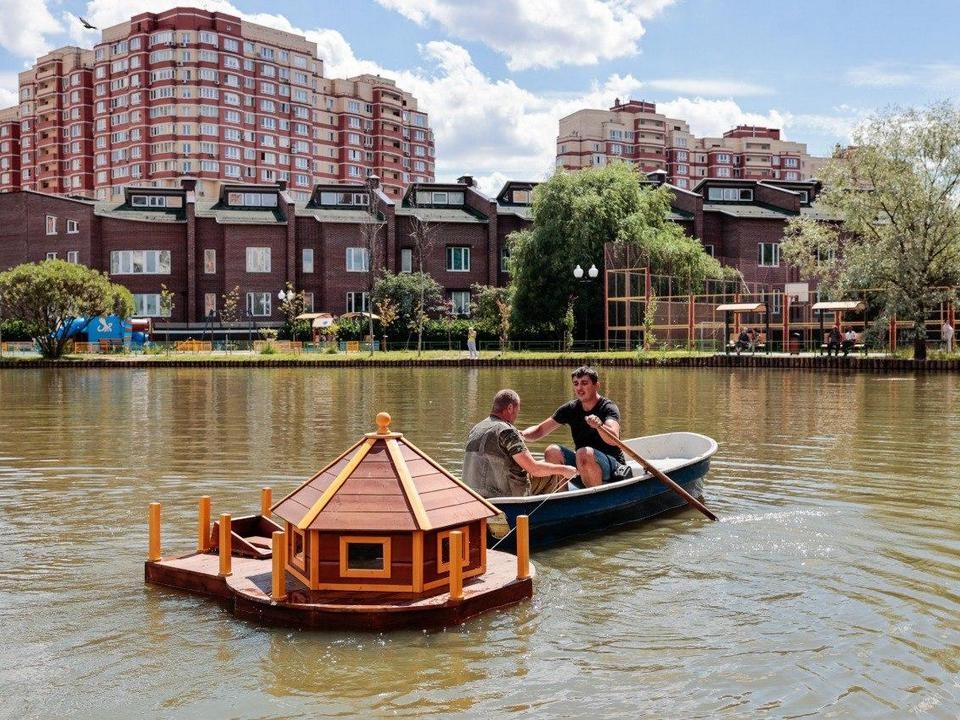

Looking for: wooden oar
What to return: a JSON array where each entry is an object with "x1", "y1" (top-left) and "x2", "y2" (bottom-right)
[{"x1": 595, "y1": 424, "x2": 718, "y2": 521}]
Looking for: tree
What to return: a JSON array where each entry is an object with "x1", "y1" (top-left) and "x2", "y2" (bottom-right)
[
  {"x1": 374, "y1": 297, "x2": 398, "y2": 351},
  {"x1": 372, "y1": 271, "x2": 444, "y2": 350},
  {"x1": 781, "y1": 102, "x2": 960, "y2": 360},
  {"x1": 0, "y1": 259, "x2": 134, "y2": 358},
  {"x1": 470, "y1": 284, "x2": 513, "y2": 351},
  {"x1": 220, "y1": 285, "x2": 241, "y2": 352},
  {"x1": 509, "y1": 162, "x2": 723, "y2": 339},
  {"x1": 277, "y1": 281, "x2": 307, "y2": 341},
  {"x1": 360, "y1": 182, "x2": 387, "y2": 355},
  {"x1": 406, "y1": 191, "x2": 441, "y2": 355},
  {"x1": 159, "y1": 283, "x2": 175, "y2": 349}
]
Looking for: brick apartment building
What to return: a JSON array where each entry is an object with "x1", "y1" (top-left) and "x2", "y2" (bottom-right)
[
  {"x1": 0, "y1": 7, "x2": 434, "y2": 203},
  {"x1": 0, "y1": 172, "x2": 826, "y2": 332},
  {"x1": 557, "y1": 98, "x2": 828, "y2": 190}
]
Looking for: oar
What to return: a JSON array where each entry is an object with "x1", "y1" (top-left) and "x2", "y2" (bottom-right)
[{"x1": 595, "y1": 424, "x2": 718, "y2": 521}]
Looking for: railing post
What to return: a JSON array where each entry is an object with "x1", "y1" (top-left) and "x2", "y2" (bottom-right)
[
  {"x1": 271, "y1": 530, "x2": 286, "y2": 602},
  {"x1": 516, "y1": 515, "x2": 530, "y2": 580},
  {"x1": 261, "y1": 487, "x2": 272, "y2": 517},
  {"x1": 148, "y1": 502, "x2": 162, "y2": 561},
  {"x1": 197, "y1": 495, "x2": 211, "y2": 552},
  {"x1": 218, "y1": 513, "x2": 232, "y2": 577},
  {"x1": 448, "y1": 531, "x2": 463, "y2": 602}
]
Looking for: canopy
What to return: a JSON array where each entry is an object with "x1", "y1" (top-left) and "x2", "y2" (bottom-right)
[
  {"x1": 295, "y1": 312, "x2": 335, "y2": 328},
  {"x1": 812, "y1": 301, "x2": 865, "y2": 312},
  {"x1": 339, "y1": 311, "x2": 381, "y2": 321},
  {"x1": 716, "y1": 303, "x2": 766, "y2": 313}
]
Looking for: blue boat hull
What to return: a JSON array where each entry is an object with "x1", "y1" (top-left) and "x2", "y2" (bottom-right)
[{"x1": 489, "y1": 456, "x2": 711, "y2": 551}]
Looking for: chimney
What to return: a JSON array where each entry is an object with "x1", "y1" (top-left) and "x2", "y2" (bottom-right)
[
  {"x1": 457, "y1": 175, "x2": 475, "y2": 187},
  {"x1": 276, "y1": 179, "x2": 287, "y2": 191},
  {"x1": 367, "y1": 174, "x2": 380, "y2": 189},
  {"x1": 179, "y1": 176, "x2": 197, "y2": 191}
]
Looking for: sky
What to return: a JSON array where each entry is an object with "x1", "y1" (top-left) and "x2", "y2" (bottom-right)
[{"x1": 0, "y1": 0, "x2": 958, "y2": 195}]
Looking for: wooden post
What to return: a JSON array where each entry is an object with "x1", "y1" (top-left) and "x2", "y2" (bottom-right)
[
  {"x1": 782, "y1": 293, "x2": 790, "y2": 353},
  {"x1": 218, "y1": 513, "x2": 232, "y2": 577},
  {"x1": 448, "y1": 531, "x2": 463, "y2": 602},
  {"x1": 197, "y1": 495, "x2": 211, "y2": 552},
  {"x1": 271, "y1": 530, "x2": 286, "y2": 602},
  {"x1": 148, "y1": 502, "x2": 161, "y2": 561},
  {"x1": 687, "y1": 293, "x2": 694, "y2": 350},
  {"x1": 260, "y1": 487, "x2": 272, "y2": 518},
  {"x1": 889, "y1": 314, "x2": 897, "y2": 354},
  {"x1": 516, "y1": 515, "x2": 530, "y2": 580}
]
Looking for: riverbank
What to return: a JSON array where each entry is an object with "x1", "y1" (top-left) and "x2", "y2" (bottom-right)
[{"x1": 1, "y1": 350, "x2": 958, "y2": 371}]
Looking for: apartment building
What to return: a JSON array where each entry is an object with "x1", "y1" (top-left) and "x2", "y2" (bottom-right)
[
  {"x1": 0, "y1": 106, "x2": 21, "y2": 190},
  {"x1": 557, "y1": 99, "x2": 826, "y2": 189},
  {"x1": 0, "y1": 7, "x2": 434, "y2": 202}
]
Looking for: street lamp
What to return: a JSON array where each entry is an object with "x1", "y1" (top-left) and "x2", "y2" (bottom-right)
[
  {"x1": 573, "y1": 264, "x2": 600, "y2": 347},
  {"x1": 278, "y1": 287, "x2": 295, "y2": 341}
]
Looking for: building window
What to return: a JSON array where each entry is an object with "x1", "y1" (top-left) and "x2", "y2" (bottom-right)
[
  {"x1": 500, "y1": 247, "x2": 510, "y2": 273},
  {"x1": 346, "y1": 247, "x2": 369, "y2": 272},
  {"x1": 204, "y1": 293, "x2": 217, "y2": 318},
  {"x1": 716, "y1": 153, "x2": 731, "y2": 164},
  {"x1": 446, "y1": 246, "x2": 470, "y2": 272},
  {"x1": 246, "y1": 292, "x2": 271, "y2": 316},
  {"x1": 339, "y1": 536, "x2": 391, "y2": 579},
  {"x1": 302, "y1": 248, "x2": 314, "y2": 274},
  {"x1": 703, "y1": 245, "x2": 715, "y2": 257},
  {"x1": 245, "y1": 247, "x2": 271, "y2": 273},
  {"x1": 400, "y1": 248, "x2": 412, "y2": 273},
  {"x1": 134, "y1": 293, "x2": 172, "y2": 317},
  {"x1": 204, "y1": 249, "x2": 216, "y2": 274},
  {"x1": 436, "y1": 527, "x2": 469, "y2": 574},
  {"x1": 46, "y1": 252, "x2": 58, "y2": 260},
  {"x1": 451, "y1": 291, "x2": 471, "y2": 317},
  {"x1": 715, "y1": 167, "x2": 731, "y2": 178},
  {"x1": 45, "y1": 216, "x2": 57, "y2": 235},
  {"x1": 110, "y1": 250, "x2": 172, "y2": 275},
  {"x1": 345, "y1": 292, "x2": 369, "y2": 313},
  {"x1": 758, "y1": 243, "x2": 780, "y2": 267},
  {"x1": 707, "y1": 187, "x2": 753, "y2": 202},
  {"x1": 67, "y1": 251, "x2": 79, "y2": 263},
  {"x1": 66, "y1": 220, "x2": 79, "y2": 234},
  {"x1": 303, "y1": 292, "x2": 314, "y2": 313}
]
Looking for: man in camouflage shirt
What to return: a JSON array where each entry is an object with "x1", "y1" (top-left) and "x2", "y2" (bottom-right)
[{"x1": 463, "y1": 389, "x2": 578, "y2": 498}]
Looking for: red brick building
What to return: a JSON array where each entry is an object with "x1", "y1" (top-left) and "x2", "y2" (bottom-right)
[{"x1": 1, "y1": 7, "x2": 434, "y2": 204}]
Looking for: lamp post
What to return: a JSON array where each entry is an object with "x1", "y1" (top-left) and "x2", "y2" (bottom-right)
[
  {"x1": 573, "y1": 263, "x2": 599, "y2": 348},
  {"x1": 278, "y1": 288, "x2": 291, "y2": 342}
]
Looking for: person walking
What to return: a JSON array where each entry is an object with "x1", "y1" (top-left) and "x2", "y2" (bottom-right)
[
  {"x1": 467, "y1": 326, "x2": 479, "y2": 359},
  {"x1": 942, "y1": 320, "x2": 954, "y2": 353}
]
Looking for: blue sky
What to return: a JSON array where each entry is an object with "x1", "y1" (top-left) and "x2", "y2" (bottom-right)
[{"x1": 1, "y1": 0, "x2": 957, "y2": 193}]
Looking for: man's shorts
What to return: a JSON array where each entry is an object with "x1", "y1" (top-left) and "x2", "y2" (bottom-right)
[{"x1": 559, "y1": 445, "x2": 629, "y2": 483}]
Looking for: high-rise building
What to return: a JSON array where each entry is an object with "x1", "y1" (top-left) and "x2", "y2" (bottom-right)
[
  {"x1": 557, "y1": 99, "x2": 825, "y2": 189},
  {"x1": 0, "y1": 7, "x2": 434, "y2": 202}
]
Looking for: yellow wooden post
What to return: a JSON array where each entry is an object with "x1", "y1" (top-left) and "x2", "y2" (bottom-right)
[
  {"x1": 448, "y1": 530, "x2": 464, "y2": 602},
  {"x1": 271, "y1": 530, "x2": 286, "y2": 602},
  {"x1": 148, "y1": 502, "x2": 162, "y2": 561},
  {"x1": 218, "y1": 513, "x2": 232, "y2": 577},
  {"x1": 516, "y1": 515, "x2": 530, "y2": 580},
  {"x1": 261, "y1": 487, "x2": 272, "y2": 517},
  {"x1": 197, "y1": 495, "x2": 211, "y2": 552}
]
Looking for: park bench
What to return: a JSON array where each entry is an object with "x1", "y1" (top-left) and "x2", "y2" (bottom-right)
[
  {"x1": 726, "y1": 332, "x2": 766, "y2": 354},
  {"x1": 820, "y1": 332, "x2": 866, "y2": 356}
]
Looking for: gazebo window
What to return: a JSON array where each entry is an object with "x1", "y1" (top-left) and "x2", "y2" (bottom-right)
[
  {"x1": 339, "y1": 536, "x2": 391, "y2": 579},
  {"x1": 437, "y1": 527, "x2": 469, "y2": 573},
  {"x1": 289, "y1": 528, "x2": 306, "y2": 572}
]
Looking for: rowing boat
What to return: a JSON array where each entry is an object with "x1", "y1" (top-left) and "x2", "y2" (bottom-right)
[{"x1": 487, "y1": 432, "x2": 718, "y2": 550}]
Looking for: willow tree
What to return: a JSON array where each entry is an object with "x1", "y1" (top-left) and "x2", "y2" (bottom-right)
[
  {"x1": 0, "y1": 259, "x2": 134, "y2": 358},
  {"x1": 781, "y1": 102, "x2": 960, "y2": 360},
  {"x1": 509, "y1": 162, "x2": 723, "y2": 339}
]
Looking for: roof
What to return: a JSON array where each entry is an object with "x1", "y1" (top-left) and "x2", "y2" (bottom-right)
[
  {"x1": 702, "y1": 203, "x2": 792, "y2": 219},
  {"x1": 93, "y1": 202, "x2": 186, "y2": 223},
  {"x1": 296, "y1": 205, "x2": 379, "y2": 223},
  {"x1": 272, "y1": 413, "x2": 498, "y2": 533},
  {"x1": 497, "y1": 206, "x2": 533, "y2": 221},
  {"x1": 194, "y1": 203, "x2": 285, "y2": 224},
  {"x1": 395, "y1": 207, "x2": 486, "y2": 223},
  {"x1": 812, "y1": 301, "x2": 865, "y2": 312},
  {"x1": 717, "y1": 303, "x2": 767, "y2": 312},
  {"x1": 799, "y1": 206, "x2": 842, "y2": 221}
]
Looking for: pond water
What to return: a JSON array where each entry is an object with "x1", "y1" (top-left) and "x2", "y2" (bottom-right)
[{"x1": 0, "y1": 367, "x2": 958, "y2": 719}]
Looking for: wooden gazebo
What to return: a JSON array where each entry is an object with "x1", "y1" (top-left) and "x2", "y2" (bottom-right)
[
  {"x1": 717, "y1": 302, "x2": 769, "y2": 354},
  {"x1": 271, "y1": 412, "x2": 500, "y2": 598},
  {"x1": 812, "y1": 300, "x2": 866, "y2": 340}
]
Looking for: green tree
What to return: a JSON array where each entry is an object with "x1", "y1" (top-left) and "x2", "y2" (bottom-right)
[
  {"x1": 509, "y1": 162, "x2": 722, "y2": 339},
  {"x1": 159, "y1": 283, "x2": 175, "y2": 349},
  {"x1": 470, "y1": 284, "x2": 513, "y2": 350},
  {"x1": 0, "y1": 259, "x2": 134, "y2": 358},
  {"x1": 277, "y1": 282, "x2": 307, "y2": 341},
  {"x1": 371, "y1": 271, "x2": 443, "y2": 350},
  {"x1": 220, "y1": 285, "x2": 241, "y2": 352},
  {"x1": 781, "y1": 102, "x2": 960, "y2": 360},
  {"x1": 374, "y1": 297, "x2": 398, "y2": 351}
]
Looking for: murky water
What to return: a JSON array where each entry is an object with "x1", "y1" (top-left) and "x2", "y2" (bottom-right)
[{"x1": 0, "y1": 367, "x2": 958, "y2": 719}]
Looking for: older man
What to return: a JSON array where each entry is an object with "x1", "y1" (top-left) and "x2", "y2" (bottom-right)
[{"x1": 463, "y1": 389, "x2": 578, "y2": 498}]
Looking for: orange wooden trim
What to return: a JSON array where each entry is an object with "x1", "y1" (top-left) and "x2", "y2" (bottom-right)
[
  {"x1": 422, "y1": 565, "x2": 485, "y2": 592},
  {"x1": 401, "y1": 437, "x2": 500, "y2": 514},
  {"x1": 448, "y1": 531, "x2": 463, "y2": 601},
  {"x1": 285, "y1": 563, "x2": 312, "y2": 589},
  {"x1": 288, "y1": 527, "x2": 307, "y2": 573},
  {"x1": 385, "y1": 438, "x2": 431, "y2": 530},
  {"x1": 271, "y1": 438, "x2": 365, "y2": 513},
  {"x1": 480, "y1": 518, "x2": 487, "y2": 570},
  {"x1": 436, "y1": 526, "x2": 470, "y2": 574},
  {"x1": 297, "y1": 439, "x2": 375, "y2": 530},
  {"x1": 311, "y1": 581, "x2": 415, "y2": 593},
  {"x1": 309, "y1": 529, "x2": 320, "y2": 587},
  {"x1": 339, "y1": 535, "x2": 392, "y2": 579},
  {"x1": 412, "y1": 531, "x2": 424, "y2": 593}
]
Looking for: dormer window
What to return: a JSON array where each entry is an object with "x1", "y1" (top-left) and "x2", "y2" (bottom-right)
[
  {"x1": 227, "y1": 192, "x2": 279, "y2": 207},
  {"x1": 512, "y1": 190, "x2": 530, "y2": 204},
  {"x1": 707, "y1": 187, "x2": 753, "y2": 202},
  {"x1": 130, "y1": 195, "x2": 176, "y2": 208}
]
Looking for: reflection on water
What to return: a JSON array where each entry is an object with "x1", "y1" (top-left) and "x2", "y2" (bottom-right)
[{"x1": 1, "y1": 367, "x2": 959, "y2": 718}]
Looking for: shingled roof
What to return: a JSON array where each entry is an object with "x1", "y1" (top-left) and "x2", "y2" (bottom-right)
[{"x1": 272, "y1": 413, "x2": 499, "y2": 532}]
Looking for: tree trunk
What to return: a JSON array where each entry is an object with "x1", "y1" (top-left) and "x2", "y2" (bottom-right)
[{"x1": 914, "y1": 319, "x2": 927, "y2": 361}]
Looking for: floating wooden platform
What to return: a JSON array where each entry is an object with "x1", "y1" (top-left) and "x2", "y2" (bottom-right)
[{"x1": 145, "y1": 548, "x2": 533, "y2": 631}]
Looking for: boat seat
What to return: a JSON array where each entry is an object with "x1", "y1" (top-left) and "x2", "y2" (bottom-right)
[{"x1": 627, "y1": 456, "x2": 688, "y2": 477}]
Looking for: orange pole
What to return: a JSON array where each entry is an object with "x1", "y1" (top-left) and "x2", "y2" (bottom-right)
[
  {"x1": 260, "y1": 487, "x2": 272, "y2": 518},
  {"x1": 271, "y1": 530, "x2": 286, "y2": 602},
  {"x1": 218, "y1": 513, "x2": 232, "y2": 577},
  {"x1": 448, "y1": 531, "x2": 463, "y2": 602},
  {"x1": 197, "y1": 495, "x2": 211, "y2": 552},
  {"x1": 516, "y1": 515, "x2": 530, "y2": 580},
  {"x1": 148, "y1": 502, "x2": 162, "y2": 561}
]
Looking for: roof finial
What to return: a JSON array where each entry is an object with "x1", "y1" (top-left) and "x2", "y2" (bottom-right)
[{"x1": 376, "y1": 412, "x2": 392, "y2": 434}]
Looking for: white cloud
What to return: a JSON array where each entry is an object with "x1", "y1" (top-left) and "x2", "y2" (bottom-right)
[
  {"x1": 846, "y1": 62, "x2": 960, "y2": 90},
  {"x1": 646, "y1": 78, "x2": 771, "y2": 97},
  {"x1": 846, "y1": 63, "x2": 913, "y2": 87},
  {"x1": 0, "y1": 72, "x2": 19, "y2": 107},
  {"x1": 0, "y1": 0, "x2": 63, "y2": 58},
  {"x1": 375, "y1": 0, "x2": 677, "y2": 71},
  {"x1": 657, "y1": 97, "x2": 787, "y2": 138}
]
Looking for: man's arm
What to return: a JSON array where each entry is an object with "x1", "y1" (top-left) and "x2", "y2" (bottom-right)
[
  {"x1": 511, "y1": 450, "x2": 578, "y2": 479},
  {"x1": 521, "y1": 417, "x2": 560, "y2": 441},
  {"x1": 586, "y1": 414, "x2": 620, "y2": 440}
]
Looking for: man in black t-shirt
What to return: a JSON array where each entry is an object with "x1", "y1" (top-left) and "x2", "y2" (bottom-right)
[{"x1": 522, "y1": 366, "x2": 631, "y2": 488}]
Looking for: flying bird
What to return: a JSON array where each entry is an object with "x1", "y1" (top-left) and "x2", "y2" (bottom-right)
[{"x1": 78, "y1": 16, "x2": 97, "y2": 30}]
